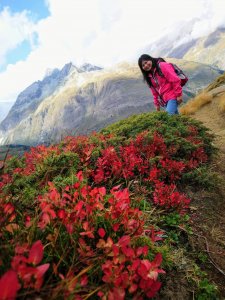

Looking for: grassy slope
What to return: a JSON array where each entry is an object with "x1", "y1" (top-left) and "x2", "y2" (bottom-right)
[{"x1": 1, "y1": 111, "x2": 223, "y2": 299}]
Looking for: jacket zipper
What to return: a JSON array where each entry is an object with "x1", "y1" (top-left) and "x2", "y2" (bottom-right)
[{"x1": 151, "y1": 72, "x2": 165, "y2": 104}]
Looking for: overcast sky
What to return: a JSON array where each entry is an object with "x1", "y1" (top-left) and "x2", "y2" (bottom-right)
[{"x1": 0, "y1": 0, "x2": 225, "y2": 104}]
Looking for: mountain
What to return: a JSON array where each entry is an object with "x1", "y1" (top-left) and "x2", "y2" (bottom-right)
[
  {"x1": 145, "y1": 23, "x2": 225, "y2": 70},
  {"x1": 0, "y1": 62, "x2": 102, "y2": 133},
  {"x1": 183, "y1": 27, "x2": 225, "y2": 70},
  {"x1": 0, "y1": 60, "x2": 223, "y2": 146},
  {"x1": 0, "y1": 102, "x2": 14, "y2": 123},
  {"x1": 80, "y1": 63, "x2": 102, "y2": 72}
]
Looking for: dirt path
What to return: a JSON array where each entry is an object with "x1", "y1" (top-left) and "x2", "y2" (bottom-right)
[
  {"x1": 208, "y1": 84, "x2": 225, "y2": 98},
  {"x1": 189, "y1": 94, "x2": 225, "y2": 297},
  {"x1": 192, "y1": 96, "x2": 225, "y2": 153}
]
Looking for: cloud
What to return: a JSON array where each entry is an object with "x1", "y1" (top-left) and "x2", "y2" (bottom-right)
[
  {"x1": 0, "y1": 0, "x2": 225, "y2": 103},
  {"x1": 0, "y1": 7, "x2": 36, "y2": 66}
]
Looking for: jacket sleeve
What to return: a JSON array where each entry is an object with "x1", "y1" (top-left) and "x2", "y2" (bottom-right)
[
  {"x1": 150, "y1": 87, "x2": 160, "y2": 107},
  {"x1": 160, "y1": 62, "x2": 182, "y2": 97}
]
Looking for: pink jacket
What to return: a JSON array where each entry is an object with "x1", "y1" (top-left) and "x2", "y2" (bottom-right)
[{"x1": 148, "y1": 62, "x2": 182, "y2": 108}]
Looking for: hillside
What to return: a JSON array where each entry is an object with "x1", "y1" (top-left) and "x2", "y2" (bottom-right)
[
  {"x1": 183, "y1": 28, "x2": 225, "y2": 70},
  {"x1": 180, "y1": 72, "x2": 225, "y2": 149},
  {"x1": 1, "y1": 110, "x2": 225, "y2": 299},
  {"x1": 180, "y1": 73, "x2": 225, "y2": 297}
]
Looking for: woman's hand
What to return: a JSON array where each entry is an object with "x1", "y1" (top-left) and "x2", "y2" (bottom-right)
[
  {"x1": 156, "y1": 106, "x2": 160, "y2": 111},
  {"x1": 177, "y1": 96, "x2": 183, "y2": 104}
]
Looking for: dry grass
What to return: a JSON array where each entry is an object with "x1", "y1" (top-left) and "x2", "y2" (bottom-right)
[
  {"x1": 217, "y1": 94, "x2": 225, "y2": 113},
  {"x1": 210, "y1": 226, "x2": 225, "y2": 247},
  {"x1": 206, "y1": 72, "x2": 225, "y2": 92},
  {"x1": 180, "y1": 92, "x2": 212, "y2": 115}
]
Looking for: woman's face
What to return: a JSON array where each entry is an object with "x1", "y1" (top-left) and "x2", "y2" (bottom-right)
[{"x1": 142, "y1": 60, "x2": 152, "y2": 71}]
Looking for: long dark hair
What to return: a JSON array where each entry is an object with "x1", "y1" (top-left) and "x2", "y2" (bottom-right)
[{"x1": 138, "y1": 54, "x2": 165, "y2": 87}]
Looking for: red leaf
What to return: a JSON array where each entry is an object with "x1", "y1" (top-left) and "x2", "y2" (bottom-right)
[
  {"x1": 34, "y1": 264, "x2": 50, "y2": 290},
  {"x1": 152, "y1": 253, "x2": 163, "y2": 267},
  {"x1": 96, "y1": 239, "x2": 106, "y2": 248},
  {"x1": 75, "y1": 201, "x2": 84, "y2": 213},
  {"x1": 129, "y1": 283, "x2": 138, "y2": 293},
  {"x1": 80, "y1": 231, "x2": 95, "y2": 238},
  {"x1": 0, "y1": 270, "x2": 21, "y2": 300},
  {"x1": 83, "y1": 221, "x2": 89, "y2": 231},
  {"x1": 25, "y1": 215, "x2": 32, "y2": 227},
  {"x1": 112, "y1": 245, "x2": 119, "y2": 256},
  {"x1": 98, "y1": 228, "x2": 106, "y2": 238},
  {"x1": 97, "y1": 291, "x2": 104, "y2": 297},
  {"x1": 146, "y1": 281, "x2": 161, "y2": 297},
  {"x1": 121, "y1": 246, "x2": 134, "y2": 258},
  {"x1": 80, "y1": 274, "x2": 88, "y2": 286},
  {"x1": 109, "y1": 287, "x2": 125, "y2": 300},
  {"x1": 36, "y1": 263, "x2": 50, "y2": 277},
  {"x1": 3, "y1": 203, "x2": 14, "y2": 215},
  {"x1": 42, "y1": 212, "x2": 51, "y2": 223},
  {"x1": 58, "y1": 209, "x2": 66, "y2": 219},
  {"x1": 112, "y1": 223, "x2": 120, "y2": 232},
  {"x1": 66, "y1": 224, "x2": 73, "y2": 233},
  {"x1": 136, "y1": 246, "x2": 144, "y2": 257},
  {"x1": 118, "y1": 235, "x2": 130, "y2": 247},
  {"x1": 49, "y1": 188, "x2": 60, "y2": 203},
  {"x1": 98, "y1": 187, "x2": 106, "y2": 196},
  {"x1": 77, "y1": 171, "x2": 83, "y2": 181},
  {"x1": 28, "y1": 240, "x2": 44, "y2": 265},
  {"x1": 105, "y1": 237, "x2": 114, "y2": 248},
  {"x1": 142, "y1": 245, "x2": 149, "y2": 256}
]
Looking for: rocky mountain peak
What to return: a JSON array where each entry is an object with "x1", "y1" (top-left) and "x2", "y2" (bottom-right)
[
  {"x1": 44, "y1": 68, "x2": 59, "y2": 78},
  {"x1": 79, "y1": 63, "x2": 102, "y2": 72},
  {"x1": 0, "y1": 61, "x2": 103, "y2": 132},
  {"x1": 60, "y1": 62, "x2": 78, "y2": 76}
]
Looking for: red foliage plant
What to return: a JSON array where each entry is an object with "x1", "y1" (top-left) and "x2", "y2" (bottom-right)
[{"x1": 0, "y1": 126, "x2": 211, "y2": 299}]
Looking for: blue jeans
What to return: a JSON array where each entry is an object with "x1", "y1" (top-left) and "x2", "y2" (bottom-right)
[{"x1": 166, "y1": 99, "x2": 179, "y2": 115}]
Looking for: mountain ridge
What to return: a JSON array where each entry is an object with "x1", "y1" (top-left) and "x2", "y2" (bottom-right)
[
  {"x1": 0, "y1": 62, "x2": 102, "y2": 133},
  {"x1": 0, "y1": 59, "x2": 223, "y2": 146},
  {"x1": 145, "y1": 25, "x2": 225, "y2": 69}
]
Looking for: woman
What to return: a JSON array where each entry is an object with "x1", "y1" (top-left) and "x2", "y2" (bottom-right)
[{"x1": 138, "y1": 54, "x2": 183, "y2": 115}]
